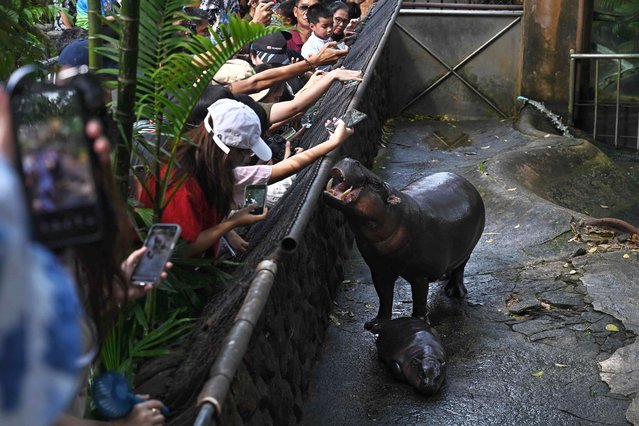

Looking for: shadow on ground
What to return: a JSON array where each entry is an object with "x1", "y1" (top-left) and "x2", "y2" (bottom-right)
[{"x1": 303, "y1": 112, "x2": 639, "y2": 425}]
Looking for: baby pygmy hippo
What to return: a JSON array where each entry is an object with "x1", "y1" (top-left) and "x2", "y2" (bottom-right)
[{"x1": 376, "y1": 317, "x2": 447, "y2": 395}]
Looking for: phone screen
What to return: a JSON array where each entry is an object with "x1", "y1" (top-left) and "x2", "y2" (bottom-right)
[
  {"x1": 131, "y1": 224, "x2": 181, "y2": 285},
  {"x1": 325, "y1": 108, "x2": 367, "y2": 133},
  {"x1": 244, "y1": 184, "x2": 267, "y2": 215},
  {"x1": 11, "y1": 83, "x2": 104, "y2": 248}
]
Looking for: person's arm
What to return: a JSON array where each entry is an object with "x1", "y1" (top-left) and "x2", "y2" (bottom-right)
[
  {"x1": 268, "y1": 120, "x2": 353, "y2": 184},
  {"x1": 184, "y1": 205, "x2": 267, "y2": 257},
  {"x1": 228, "y1": 41, "x2": 349, "y2": 94},
  {"x1": 267, "y1": 68, "x2": 363, "y2": 124}
]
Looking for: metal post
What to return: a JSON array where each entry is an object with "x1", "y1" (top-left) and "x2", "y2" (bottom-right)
[
  {"x1": 568, "y1": 49, "x2": 575, "y2": 125},
  {"x1": 615, "y1": 59, "x2": 621, "y2": 148},
  {"x1": 594, "y1": 59, "x2": 599, "y2": 140}
]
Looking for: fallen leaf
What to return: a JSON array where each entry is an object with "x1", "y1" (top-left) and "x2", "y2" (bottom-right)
[
  {"x1": 600, "y1": 205, "x2": 609, "y2": 209},
  {"x1": 555, "y1": 363, "x2": 568, "y2": 368},
  {"x1": 341, "y1": 280, "x2": 353, "y2": 284},
  {"x1": 563, "y1": 263, "x2": 570, "y2": 268},
  {"x1": 364, "y1": 303, "x2": 374, "y2": 310},
  {"x1": 481, "y1": 145, "x2": 491, "y2": 149},
  {"x1": 329, "y1": 314, "x2": 341, "y2": 326},
  {"x1": 606, "y1": 324, "x2": 620, "y2": 332},
  {"x1": 569, "y1": 270, "x2": 577, "y2": 275},
  {"x1": 486, "y1": 239, "x2": 494, "y2": 244},
  {"x1": 531, "y1": 371, "x2": 544, "y2": 377},
  {"x1": 588, "y1": 247, "x2": 597, "y2": 253},
  {"x1": 514, "y1": 224, "x2": 520, "y2": 229},
  {"x1": 507, "y1": 187, "x2": 517, "y2": 191},
  {"x1": 623, "y1": 253, "x2": 630, "y2": 259},
  {"x1": 540, "y1": 302, "x2": 551, "y2": 310}
]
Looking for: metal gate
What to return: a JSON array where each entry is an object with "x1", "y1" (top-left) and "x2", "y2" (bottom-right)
[{"x1": 387, "y1": 3, "x2": 523, "y2": 120}]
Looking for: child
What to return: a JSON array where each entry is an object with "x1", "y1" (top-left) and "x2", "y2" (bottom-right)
[{"x1": 301, "y1": 3, "x2": 334, "y2": 71}]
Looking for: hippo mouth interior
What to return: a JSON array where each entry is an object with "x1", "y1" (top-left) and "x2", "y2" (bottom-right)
[{"x1": 325, "y1": 167, "x2": 361, "y2": 204}]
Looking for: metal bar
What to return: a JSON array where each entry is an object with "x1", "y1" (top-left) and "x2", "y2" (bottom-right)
[
  {"x1": 194, "y1": 260, "x2": 278, "y2": 425},
  {"x1": 396, "y1": 16, "x2": 520, "y2": 117},
  {"x1": 568, "y1": 49, "x2": 576, "y2": 125},
  {"x1": 570, "y1": 53, "x2": 639, "y2": 60},
  {"x1": 193, "y1": 402, "x2": 216, "y2": 426},
  {"x1": 281, "y1": 0, "x2": 402, "y2": 252},
  {"x1": 594, "y1": 59, "x2": 599, "y2": 140},
  {"x1": 401, "y1": 2, "x2": 523, "y2": 10},
  {"x1": 399, "y1": 9, "x2": 523, "y2": 16},
  {"x1": 615, "y1": 59, "x2": 621, "y2": 148}
]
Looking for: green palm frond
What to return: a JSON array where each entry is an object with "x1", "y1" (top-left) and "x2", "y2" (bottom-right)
[{"x1": 99, "y1": 0, "x2": 280, "y2": 219}]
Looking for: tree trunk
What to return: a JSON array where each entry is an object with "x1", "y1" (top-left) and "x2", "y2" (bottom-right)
[
  {"x1": 113, "y1": 0, "x2": 140, "y2": 200},
  {"x1": 87, "y1": 0, "x2": 102, "y2": 71}
]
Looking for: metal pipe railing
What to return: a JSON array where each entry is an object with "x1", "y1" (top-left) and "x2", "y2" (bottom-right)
[
  {"x1": 568, "y1": 52, "x2": 639, "y2": 149},
  {"x1": 281, "y1": 0, "x2": 402, "y2": 253},
  {"x1": 401, "y1": 2, "x2": 523, "y2": 10},
  {"x1": 194, "y1": 258, "x2": 279, "y2": 426}
]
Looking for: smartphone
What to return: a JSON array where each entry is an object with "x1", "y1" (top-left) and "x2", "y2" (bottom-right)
[
  {"x1": 336, "y1": 41, "x2": 347, "y2": 50},
  {"x1": 325, "y1": 108, "x2": 367, "y2": 133},
  {"x1": 131, "y1": 223, "x2": 182, "y2": 286},
  {"x1": 7, "y1": 65, "x2": 106, "y2": 249},
  {"x1": 244, "y1": 184, "x2": 268, "y2": 215}
]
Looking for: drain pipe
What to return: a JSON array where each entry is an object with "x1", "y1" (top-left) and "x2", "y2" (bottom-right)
[
  {"x1": 281, "y1": 0, "x2": 402, "y2": 253},
  {"x1": 193, "y1": 255, "x2": 279, "y2": 426}
]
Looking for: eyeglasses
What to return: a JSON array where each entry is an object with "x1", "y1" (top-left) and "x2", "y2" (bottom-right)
[
  {"x1": 334, "y1": 16, "x2": 347, "y2": 24},
  {"x1": 297, "y1": 4, "x2": 311, "y2": 11}
]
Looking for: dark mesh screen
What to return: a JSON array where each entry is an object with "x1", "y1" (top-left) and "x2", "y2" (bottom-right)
[{"x1": 231, "y1": 0, "x2": 398, "y2": 280}]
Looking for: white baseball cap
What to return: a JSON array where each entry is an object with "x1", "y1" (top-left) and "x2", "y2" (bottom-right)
[{"x1": 204, "y1": 98, "x2": 272, "y2": 162}]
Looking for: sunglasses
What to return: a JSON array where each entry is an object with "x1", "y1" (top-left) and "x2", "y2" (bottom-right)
[{"x1": 297, "y1": 4, "x2": 311, "y2": 11}]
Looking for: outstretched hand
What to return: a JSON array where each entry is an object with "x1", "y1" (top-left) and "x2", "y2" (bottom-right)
[{"x1": 311, "y1": 41, "x2": 349, "y2": 66}]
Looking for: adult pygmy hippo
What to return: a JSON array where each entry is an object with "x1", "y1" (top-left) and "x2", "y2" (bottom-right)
[
  {"x1": 323, "y1": 158, "x2": 485, "y2": 332},
  {"x1": 376, "y1": 317, "x2": 446, "y2": 395}
]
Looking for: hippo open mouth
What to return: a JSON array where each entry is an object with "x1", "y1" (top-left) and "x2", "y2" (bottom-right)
[{"x1": 325, "y1": 167, "x2": 362, "y2": 204}]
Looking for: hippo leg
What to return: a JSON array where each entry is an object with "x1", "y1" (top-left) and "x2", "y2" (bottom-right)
[
  {"x1": 364, "y1": 266, "x2": 398, "y2": 332},
  {"x1": 408, "y1": 276, "x2": 430, "y2": 321},
  {"x1": 444, "y1": 258, "x2": 469, "y2": 298}
]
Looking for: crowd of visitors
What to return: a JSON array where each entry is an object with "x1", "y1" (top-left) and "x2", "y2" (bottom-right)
[{"x1": 1, "y1": 0, "x2": 369, "y2": 424}]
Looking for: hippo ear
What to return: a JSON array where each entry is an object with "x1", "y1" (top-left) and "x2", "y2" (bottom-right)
[
  {"x1": 387, "y1": 195, "x2": 402, "y2": 205},
  {"x1": 390, "y1": 361, "x2": 403, "y2": 380}
]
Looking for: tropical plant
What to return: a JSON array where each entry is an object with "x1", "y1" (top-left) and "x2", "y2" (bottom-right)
[
  {"x1": 0, "y1": 0, "x2": 57, "y2": 80},
  {"x1": 90, "y1": 0, "x2": 280, "y2": 379}
]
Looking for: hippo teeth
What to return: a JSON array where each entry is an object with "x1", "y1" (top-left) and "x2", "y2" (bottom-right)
[
  {"x1": 326, "y1": 177, "x2": 334, "y2": 191},
  {"x1": 339, "y1": 186, "x2": 354, "y2": 200}
]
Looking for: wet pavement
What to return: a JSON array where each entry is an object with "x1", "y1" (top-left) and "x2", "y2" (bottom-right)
[{"x1": 303, "y1": 115, "x2": 639, "y2": 425}]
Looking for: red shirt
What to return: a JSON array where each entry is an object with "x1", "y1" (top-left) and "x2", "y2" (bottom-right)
[
  {"x1": 139, "y1": 167, "x2": 223, "y2": 258},
  {"x1": 287, "y1": 29, "x2": 304, "y2": 54}
]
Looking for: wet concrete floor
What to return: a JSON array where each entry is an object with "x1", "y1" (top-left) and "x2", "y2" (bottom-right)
[{"x1": 303, "y1": 116, "x2": 639, "y2": 425}]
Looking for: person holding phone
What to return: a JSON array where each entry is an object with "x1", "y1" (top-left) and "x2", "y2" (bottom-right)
[
  {"x1": 2, "y1": 65, "x2": 173, "y2": 425},
  {"x1": 138, "y1": 99, "x2": 271, "y2": 259},
  {"x1": 242, "y1": 0, "x2": 275, "y2": 25}
]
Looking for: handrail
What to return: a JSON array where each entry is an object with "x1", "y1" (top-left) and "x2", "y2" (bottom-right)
[
  {"x1": 193, "y1": 257, "x2": 279, "y2": 426},
  {"x1": 280, "y1": 0, "x2": 402, "y2": 253},
  {"x1": 568, "y1": 50, "x2": 639, "y2": 150},
  {"x1": 401, "y1": 2, "x2": 523, "y2": 10}
]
